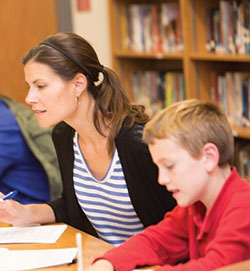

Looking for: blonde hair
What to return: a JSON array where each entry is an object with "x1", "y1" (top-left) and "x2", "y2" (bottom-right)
[{"x1": 143, "y1": 99, "x2": 234, "y2": 166}]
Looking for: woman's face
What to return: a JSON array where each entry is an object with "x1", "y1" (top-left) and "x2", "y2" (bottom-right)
[{"x1": 24, "y1": 61, "x2": 77, "y2": 127}]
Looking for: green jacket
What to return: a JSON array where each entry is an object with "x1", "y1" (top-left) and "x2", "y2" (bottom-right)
[{"x1": 0, "y1": 95, "x2": 62, "y2": 200}]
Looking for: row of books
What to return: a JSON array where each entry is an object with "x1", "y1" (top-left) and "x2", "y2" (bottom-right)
[
  {"x1": 206, "y1": 0, "x2": 250, "y2": 54},
  {"x1": 131, "y1": 70, "x2": 185, "y2": 116},
  {"x1": 119, "y1": 3, "x2": 183, "y2": 53},
  {"x1": 210, "y1": 71, "x2": 250, "y2": 127}
]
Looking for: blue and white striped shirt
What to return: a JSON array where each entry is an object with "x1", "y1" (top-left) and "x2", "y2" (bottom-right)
[{"x1": 73, "y1": 132, "x2": 144, "y2": 246}]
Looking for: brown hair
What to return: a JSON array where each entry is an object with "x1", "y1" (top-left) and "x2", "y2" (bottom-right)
[
  {"x1": 22, "y1": 32, "x2": 148, "y2": 156},
  {"x1": 143, "y1": 99, "x2": 234, "y2": 166}
]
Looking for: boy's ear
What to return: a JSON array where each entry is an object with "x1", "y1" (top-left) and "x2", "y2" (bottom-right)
[
  {"x1": 202, "y1": 143, "x2": 219, "y2": 172},
  {"x1": 73, "y1": 73, "x2": 87, "y2": 97}
]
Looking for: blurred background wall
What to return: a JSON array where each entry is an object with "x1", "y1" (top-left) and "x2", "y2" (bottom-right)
[
  {"x1": 71, "y1": 0, "x2": 111, "y2": 67},
  {"x1": 0, "y1": 0, "x2": 110, "y2": 103}
]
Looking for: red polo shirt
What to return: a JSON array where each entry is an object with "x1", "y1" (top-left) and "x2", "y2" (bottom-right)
[{"x1": 101, "y1": 167, "x2": 250, "y2": 270}]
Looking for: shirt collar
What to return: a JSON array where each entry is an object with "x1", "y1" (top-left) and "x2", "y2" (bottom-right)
[{"x1": 190, "y1": 167, "x2": 240, "y2": 239}]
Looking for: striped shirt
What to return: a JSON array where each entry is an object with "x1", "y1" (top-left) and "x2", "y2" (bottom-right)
[{"x1": 73, "y1": 132, "x2": 144, "y2": 246}]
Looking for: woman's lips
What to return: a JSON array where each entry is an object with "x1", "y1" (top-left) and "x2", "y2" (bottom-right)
[{"x1": 33, "y1": 109, "x2": 46, "y2": 116}]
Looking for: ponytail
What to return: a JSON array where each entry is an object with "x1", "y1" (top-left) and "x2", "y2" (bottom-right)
[{"x1": 92, "y1": 67, "x2": 149, "y2": 156}]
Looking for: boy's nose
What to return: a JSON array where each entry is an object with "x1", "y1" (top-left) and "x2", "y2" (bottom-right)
[{"x1": 158, "y1": 171, "x2": 171, "y2": 186}]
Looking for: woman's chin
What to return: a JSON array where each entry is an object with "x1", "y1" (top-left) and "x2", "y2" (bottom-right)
[{"x1": 36, "y1": 119, "x2": 56, "y2": 128}]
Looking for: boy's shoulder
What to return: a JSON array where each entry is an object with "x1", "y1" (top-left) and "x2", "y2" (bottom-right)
[{"x1": 226, "y1": 177, "x2": 250, "y2": 208}]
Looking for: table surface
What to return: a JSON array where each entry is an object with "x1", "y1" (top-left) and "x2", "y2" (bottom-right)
[
  {"x1": 0, "y1": 222, "x2": 153, "y2": 270},
  {"x1": 214, "y1": 260, "x2": 250, "y2": 271},
  {"x1": 0, "y1": 222, "x2": 249, "y2": 270},
  {"x1": 0, "y1": 222, "x2": 113, "y2": 270}
]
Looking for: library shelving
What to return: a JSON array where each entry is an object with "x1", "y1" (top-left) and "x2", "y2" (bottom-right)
[{"x1": 108, "y1": 0, "x2": 250, "y2": 180}]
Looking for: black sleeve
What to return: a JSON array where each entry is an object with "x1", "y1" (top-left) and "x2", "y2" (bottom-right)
[{"x1": 47, "y1": 122, "x2": 71, "y2": 223}]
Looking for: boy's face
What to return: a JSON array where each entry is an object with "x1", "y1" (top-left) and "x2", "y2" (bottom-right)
[{"x1": 149, "y1": 138, "x2": 210, "y2": 208}]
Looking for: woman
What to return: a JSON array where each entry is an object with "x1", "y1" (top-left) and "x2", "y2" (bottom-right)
[{"x1": 0, "y1": 32, "x2": 176, "y2": 245}]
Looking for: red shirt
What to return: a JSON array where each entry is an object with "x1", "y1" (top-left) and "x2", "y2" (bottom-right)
[{"x1": 101, "y1": 167, "x2": 250, "y2": 270}]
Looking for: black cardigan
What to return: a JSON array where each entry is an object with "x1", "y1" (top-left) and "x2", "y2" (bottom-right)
[{"x1": 48, "y1": 121, "x2": 176, "y2": 237}]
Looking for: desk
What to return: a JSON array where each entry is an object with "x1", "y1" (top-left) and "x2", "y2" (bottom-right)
[
  {"x1": 2, "y1": 222, "x2": 248, "y2": 271},
  {"x1": 0, "y1": 222, "x2": 113, "y2": 271},
  {"x1": 0, "y1": 222, "x2": 152, "y2": 270},
  {"x1": 214, "y1": 260, "x2": 250, "y2": 271}
]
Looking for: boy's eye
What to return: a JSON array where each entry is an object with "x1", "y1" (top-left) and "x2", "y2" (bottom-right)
[{"x1": 165, "y1": 164, "x2": 174, "y2": 170}]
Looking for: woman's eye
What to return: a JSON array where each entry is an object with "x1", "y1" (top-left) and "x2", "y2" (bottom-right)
[
  {"x1": 37, "y1": 85, "x2": 45, "y2": 89},
  {"x1": 166, "y1": 164, "x2": 174, "y2": 170}
]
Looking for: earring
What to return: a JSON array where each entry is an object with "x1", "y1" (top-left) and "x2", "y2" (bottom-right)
[{"x1": 75, "y1": 96, "x2": 80, "y2": 106}]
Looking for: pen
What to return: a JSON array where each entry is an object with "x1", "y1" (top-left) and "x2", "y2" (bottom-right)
[
  {"x1": 76, "y1": 233, "x2": 83, "y2": 271},
  {"x1": 0, "y1": 190, "x2": 18, "y2": 202}
]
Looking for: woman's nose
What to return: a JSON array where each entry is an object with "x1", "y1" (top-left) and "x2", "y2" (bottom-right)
[{"x1": 25, "y1": 88, "x2": 38, "y2": 104}]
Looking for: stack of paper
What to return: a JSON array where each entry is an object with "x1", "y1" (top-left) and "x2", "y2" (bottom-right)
[
  {"x1": 0, "y1": 248, "x2": 77, "y2": 271},
  {"x1": 0, "y1": 224, "x2": 77, "y2": 270},
  {"x1": 0, "y1": 224, "x2": 67, "y2": 244}
]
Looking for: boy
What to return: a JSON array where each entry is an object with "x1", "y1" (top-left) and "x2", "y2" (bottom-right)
[{"x1": 87, "y1": 99, "x2": 250, "y2": 271}]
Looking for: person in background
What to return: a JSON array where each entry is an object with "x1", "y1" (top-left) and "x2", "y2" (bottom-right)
[
  {"x1": 0, "y1": 32, "x2": 176, "y2": 245},
  {"x1": 87, "y1": 99, "x2": 250, "y2": 271},
  {"x1": 0, "y1": 95, "x2": 61, "y2": 204}
]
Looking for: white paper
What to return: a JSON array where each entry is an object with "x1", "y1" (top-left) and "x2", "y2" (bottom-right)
[
  {"x1": 0, "y1": 224, "x2": 67, "y2": 243},
  {"x1": 0, "y1": 247, "x2": 77, "y2": 271}
]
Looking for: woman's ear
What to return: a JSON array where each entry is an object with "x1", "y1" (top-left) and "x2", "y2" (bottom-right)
[
  {"x1": 202, "y1": 143, "x2": 220, "y2": 173},
  {"x1": 73, "y1": 73, "x2": 87, "y2": 97}
]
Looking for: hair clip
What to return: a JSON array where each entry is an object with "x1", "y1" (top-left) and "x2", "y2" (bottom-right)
[{"x1": 94, "y1": 71, "x2": 104, "y2": 87}]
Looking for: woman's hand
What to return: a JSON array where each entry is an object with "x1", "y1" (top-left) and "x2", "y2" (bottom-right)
[
  {"x1": 85, "y1": 259, "x2": 115, "y2": 271},
  {"x1": 0, "y1": 192, "x2": 55, "y2": 226},
  {"x1": 0, "y1": 192, "x2": 30, "y2": 225}
]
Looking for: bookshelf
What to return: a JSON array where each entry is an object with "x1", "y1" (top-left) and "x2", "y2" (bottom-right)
[{"x1": 108, "y1": 0, "x2": 250, "y2": 180}]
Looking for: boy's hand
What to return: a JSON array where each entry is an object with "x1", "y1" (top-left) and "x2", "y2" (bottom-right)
[{"x1": 86, "y1": 259, "x2": 114, "y2": 271}]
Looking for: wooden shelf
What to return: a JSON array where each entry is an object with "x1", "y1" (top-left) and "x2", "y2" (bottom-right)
[
  {"x1": 114, "y1": 50, "x2": 184, "y2": 60},
  {"x1": 109, "y1": 0, "x2": 250, "y2": 179},
  {"x1": 190, "y1": 52, "x2": 250, "y2": 62},
  {"x1": 232, "y1": 125, "x2": 250, "y2": 140}
]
